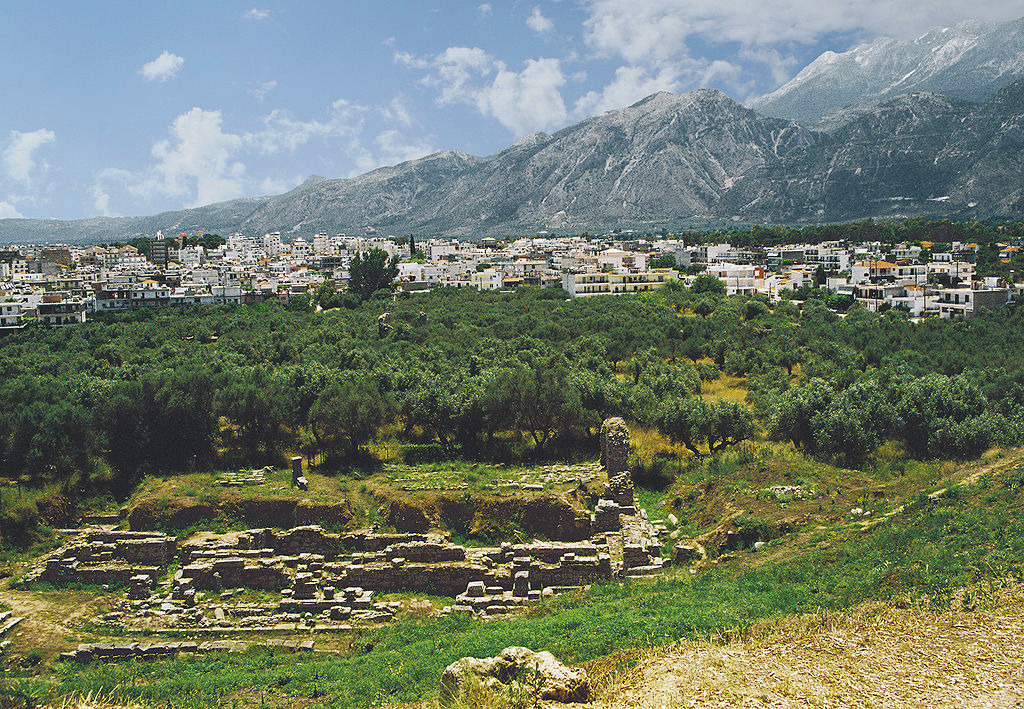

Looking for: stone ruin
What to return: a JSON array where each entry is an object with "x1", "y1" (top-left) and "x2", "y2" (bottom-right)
[
  {"x1": 216, "y1": 467, "x2": 269, "y2": 487},
  {"x1": 40, "y1": 517, "x2": 663, "y2": 643},
  {"x1": 291, "y1": 456, "x2": 308, "y2": 491},
  {"x1": 600, "y1": 417, "x2": 631, "y2": 475},
  {"x1": 26, "y1": 530, "x2": 177, "y2": 588},
  {"x1": 30, "y1": 418, "x2": 673, "y2": 660}
]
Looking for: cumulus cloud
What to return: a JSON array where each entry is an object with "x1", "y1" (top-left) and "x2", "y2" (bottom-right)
[
  {"x1": 244, "y1": 8, "x2": 270, "y2": 20},
  {"x1": 573, "y1": 65, "x2": 680, "y2": 116},
  {"x1": 93, "y1": 96, "x2": 435, "y2": 212},
  {"x1": 3, "y1": 129, "x2": 56, "y2": 184},
  {"x1": 149, "y1": 109, "x2": 245, "y2": 205},
  {"x1": 526, "y1": 7, "x2": 554, "y2": 34},
  {"x1": 738, "y1": 47, "x2": 802, "y2": 86},
  {"x1": 0, "y1": 201, "x2": 23, "y2": 219},
  {"x1": 139, "y1": 51, "x2": 184, "y2": 82},
  {"x1": 96, "y1": 108, "x2": 246, "y2": 209},
  {"x1": 404, "y1": 47, "x2": 568, "y2": 136},
  {"x1": 478, "y1": 58, "x2": 567, "y2": 135},
  {"x1": 91, "y1": 187, "x2": 112, "y2": 216},
  {"x1": 478, "y1": 3, "x2": 492, "y2": 17}
]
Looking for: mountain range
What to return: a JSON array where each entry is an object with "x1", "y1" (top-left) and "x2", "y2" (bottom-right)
[{"x1": 4, "y1": 16, "x2": 1024, "y2": 244}]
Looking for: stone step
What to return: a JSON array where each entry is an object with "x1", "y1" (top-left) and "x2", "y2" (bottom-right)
[{"x1": 0, "y1": 617, "x2": 24, "y2": 636}]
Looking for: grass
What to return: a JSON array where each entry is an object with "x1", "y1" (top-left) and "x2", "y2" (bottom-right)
[
  {"x1": 128, "y1": 458, "x2": 600, "y2": 537},
  {"x1": 700, "y1": 373, "x2": 749, "y2": 403},
  {"x1": 27, "y1": 461, "x2": 1024, "y2": 708}
]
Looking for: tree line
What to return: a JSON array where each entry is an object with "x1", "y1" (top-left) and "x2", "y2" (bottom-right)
[{"x1": 0, "y1": 279, "x2": 1022, "y2": 490}]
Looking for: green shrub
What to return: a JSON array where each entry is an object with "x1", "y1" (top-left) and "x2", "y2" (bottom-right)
[{"x1": 403, "y1": 444, "x2": 453, "y2": 465}]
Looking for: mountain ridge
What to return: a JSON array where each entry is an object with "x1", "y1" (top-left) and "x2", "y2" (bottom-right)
[
  {"x1": 3, "y1": 75, "x2": 1024, "y2": 243},
  {"x1": 750, "y1": 16, "x2": 1024, "y2": 122}
]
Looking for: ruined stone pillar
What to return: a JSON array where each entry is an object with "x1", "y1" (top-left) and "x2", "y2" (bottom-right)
[
  {"x1": 599, "y1": 417, "x2": 635, "y2": 508},
  {"x1": 600, "y1": 417, "x2": 630, "y2": 475},
  {"x1": 291, "y1": 457, "x2": 303, "y2": 486}
]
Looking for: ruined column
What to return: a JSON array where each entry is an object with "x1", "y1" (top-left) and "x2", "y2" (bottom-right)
[
  {"x1": 599, "y1": 417, "x2": 635, "y2": 508},
  {"x1": 600, "y1": 417, "x2": 630, "y2": 475}
]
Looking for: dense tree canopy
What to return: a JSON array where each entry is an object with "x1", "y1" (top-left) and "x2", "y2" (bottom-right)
[{"x1": 0, "y1": 277, "x2": 1022, "y2": 487}]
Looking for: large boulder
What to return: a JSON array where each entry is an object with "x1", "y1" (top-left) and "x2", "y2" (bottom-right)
[{"x1": 440, "y1": 646, "x2": 590, "y2": 703}]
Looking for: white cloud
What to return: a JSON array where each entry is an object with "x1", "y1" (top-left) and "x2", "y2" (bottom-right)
[
  {"x1": 93, "y1": 96, "x2": 435, "y2": 211},
  {"x1": 246, "y1": 99, "x2": 368, "y2": 155},
  {"x1": 91, "y1": 186, "x2": 113, "y2": 216},
  {"x1": 96, "y1": 108, "x2": 246, "y2": 209},
  {"x1": 574, "y1": 65, "x2": 680, "y2": 116},
  {"x1": 738, "y1": 47, "x2": 801, "y2": 86},
  {"x1": 259, "y1": 176, "x2": 303, "y2": 194},
  {"x1": 3, "y1": 129, "x2": 56, "y2": 184},
  {"x1": 394, "y1": 50, "x2": 430, "y2": 70},
  {"x1": 375, "y1": 130, "x2": 434, "y2": 165},
  {"x1": 580, "y1": 0, "x2": 1024, "y2": 99},
  {"x1": 526, "y1": 7, "x2": 554, "y2": 34},
  {"x1": 404, "y1": 47, "x2": 568, "y2": 136},
  {"x1": 244, "y1": 8, "x2": 270, "y2": 20},
  {"x1": 0, "y1": 201, "x2": 23, "y2": 219},
  {"x1": 583, "y1": 0, "x2": 1024, "y2": 59},
  {"x1": 379, "y1": 95, "x2": 413, "y2": 127},
  {"x1": 347, "y1": 130, "x2": 435, "y2": 177},
  {"x1": 150, "y1": 109, "x2": 245, "y2": 205},
  {"x1": 477, "y1": 58, "x2": 567, "y2": 135},
  {"x1": 248, "y1": 80, "x2": 278, "y2": 102},
  {"x1": 427, "y1": 47, "x2": 500, "y2": 104},
  {"x1": 139, "y1": 51, "x2": 184, "y2": 82},
  {"x1": 478, "y1": 3, "x2": 492, "y2": 17}
]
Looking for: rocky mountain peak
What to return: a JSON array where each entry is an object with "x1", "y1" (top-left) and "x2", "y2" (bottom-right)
[{"x1": 750, "y1": 15, "x2": 1024, "y2": 122}]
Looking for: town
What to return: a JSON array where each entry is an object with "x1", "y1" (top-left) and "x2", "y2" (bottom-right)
[{"x1": 0, "y1": 228, "x2": 1019, "y2": 331}]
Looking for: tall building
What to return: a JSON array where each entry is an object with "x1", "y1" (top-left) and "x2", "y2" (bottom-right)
[{"x1": 150, "y1": 232, "x2": 169, "y2": 268}]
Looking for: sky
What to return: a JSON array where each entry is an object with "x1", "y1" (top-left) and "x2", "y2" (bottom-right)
[{"x1": 2, "y1": 1, "x2": 1023, "y2": 221}]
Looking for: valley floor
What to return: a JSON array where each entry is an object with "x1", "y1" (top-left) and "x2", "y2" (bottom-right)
[{"x1": 583, "y1": 586, "x2": 1024, "y2": 709}]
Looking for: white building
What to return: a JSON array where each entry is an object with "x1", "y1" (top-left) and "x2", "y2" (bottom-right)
[
  {"x1": 562, "y1": 267, "x2": 677, "y2": 298},
  {"x1": 0, "y1": 301, "x2": 26, "y2": 334}
]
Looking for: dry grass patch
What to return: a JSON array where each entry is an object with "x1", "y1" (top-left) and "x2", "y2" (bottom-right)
[
  {"x1": 591, "y1": 583, "x2": 1024, "y2": 708},
  {"x1": 699, "y1": 374, "x2": 748, "y2": 403}
]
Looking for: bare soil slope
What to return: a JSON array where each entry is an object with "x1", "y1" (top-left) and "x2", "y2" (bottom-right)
[{"x1": 588, "y1": 587, "x2": 1024, "y2": 709}]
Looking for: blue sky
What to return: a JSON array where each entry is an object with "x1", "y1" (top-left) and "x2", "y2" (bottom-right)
[{"x1": 2, "y1": 0, "x2": 1023, "y2": 221}]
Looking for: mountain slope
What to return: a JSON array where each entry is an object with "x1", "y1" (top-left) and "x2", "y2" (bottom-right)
[
  {"x1": 751, "y1": 17, "x2": 1024, "y2": 122},
  {"x1": 0, "y1": 91, "x2": 815, "y2": 242},
  {"x1": 3, "y1": 78, "x2": 1024, "y2": 243},
  {"x1": 722, "y1": 92, "x2": 979, "y2": 221}
]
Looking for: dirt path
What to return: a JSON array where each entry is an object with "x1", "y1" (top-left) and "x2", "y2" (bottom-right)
[
  {"x1": 584, "y1": 587, "x2": 1024, "y2": 709},
  {"x1": 0, "y1": 588, "x2": 111, "y2": 658}
]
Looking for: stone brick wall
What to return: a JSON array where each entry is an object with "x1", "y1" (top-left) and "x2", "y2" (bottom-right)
[
  {"x1": 177, "y1": 558, "x2": 290, "y2": 590},
  {"x1": 334, "y1": 562, "x2": 497, "y2": 597}
]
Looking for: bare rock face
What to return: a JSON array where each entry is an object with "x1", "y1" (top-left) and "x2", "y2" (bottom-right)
[
  {"x1": 600, "y1": 417, "x2": 630, "y2": 475},
  {"x1": 439, "y1": 646, "x2": 590, "y2": 703}
]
